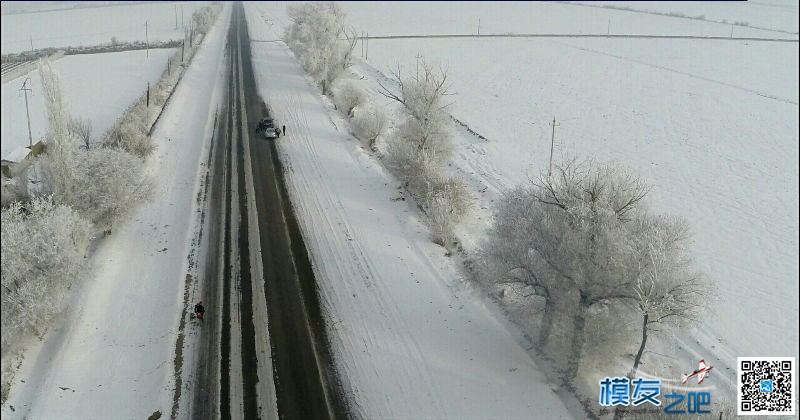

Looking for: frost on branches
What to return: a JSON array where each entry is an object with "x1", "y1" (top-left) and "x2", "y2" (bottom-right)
[
  {"x1": 67, "y1": 147, "x2": 154, "y2": 233},
  {"x1": 35, "y1": 62, "x2": 154, "y2": 233},
  {"x1": 351, "y1": 103, "x2": 387, "y2": 151},
  {"x1": 285, "y1": 2, "x2": 356, "y2": 95},
  {"x1": 39, "y1": 59, "x2": 76, "y2": 205},
  {"x1": 475, "y1": 158, "x2": 713, "y2": 383},
  {"x1": 1, "y1": 196, "x2": 92, "y2": 354},
  {"x1": 379, "y1": 61, "x2": 471, "y2": 248},
  {"x1": 332, "y1": 80, "x2": 365, "y2": 118}
]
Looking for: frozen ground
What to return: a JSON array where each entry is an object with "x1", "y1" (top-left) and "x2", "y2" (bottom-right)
[
  {"x1": 329, "y1": 1, "x2": 798, "y2": 39},
  {"x1": 253, "y1": 0, "x2": 799, "y2": 411},
  {"x1": 570, "y1": 1, "x2": 800, "y2": 35},
  {"x1": 1, "y1": 48, "x2": 175, "y2": 159},
  {"x1": 1, "y1": 1, "x2": 207, "y2": 54},
  {"x1": 1, "y1": 1, "x2": 796, "y2": 417},
  {"x1": 0, "y1": 4, "x2": 230, "y2": 418}
]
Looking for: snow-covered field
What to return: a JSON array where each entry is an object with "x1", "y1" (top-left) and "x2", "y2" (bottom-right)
[
  {"x1": 571, "y1": 1, "x2": 800, "y2": 35},
  {"x1": 1, "y1": 48, "x2": 175, "y2": 159},
  {"x1": 339, "y1": 2, "x2": 800, "y2": 362},
  {"x1": 1, "y1": 0, "x2": 796, "y2": 417},
  {"x1": 331, "y1": 0, "x2": 798, "y2": 39},
  {"x1": 0, "y1": 4, "x2": 230, "y2": 418},
  {"x1": 1, "y1": 1, "x2": 207, "y2": 54},
  {"x1": 253, "y1": 0, "x2": 799, "y2": 412}
]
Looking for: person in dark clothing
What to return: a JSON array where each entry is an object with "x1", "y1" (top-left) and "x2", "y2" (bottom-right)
[
  {"x1": 194, "y1": 301, "x2": 205, "y2": 320},
  {"x1": 282, "y1": 125, "x2": 286, "y2": 136}
]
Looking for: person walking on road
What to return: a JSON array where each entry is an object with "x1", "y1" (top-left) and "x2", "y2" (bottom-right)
[
  {"x1": 194, "y1": 301, "x2": 205, "y2": 321},
  {"x1": 282, "y1": 125, "x2": 286, "y2": 137}
]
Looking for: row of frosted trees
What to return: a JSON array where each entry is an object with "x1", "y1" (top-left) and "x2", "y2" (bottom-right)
[
  {"x1": 285, "y1": 1, "x2": 715, "y2": 402},
  {"x1": 1, "y1": 4, "x2": 223, "y2": 361}
]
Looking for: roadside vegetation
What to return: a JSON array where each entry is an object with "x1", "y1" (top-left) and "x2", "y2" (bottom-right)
[
  {"x1": 286, "y1": 2, "x2": 717, "y2": 414},
  {"x1": 471, "y1": 159, "x2": 714, "y2": 387},
  {"x1": 285, "y1": 2, "x2": 472, "y2": 250},
  {"x1": 0, "y1": 3, "x2": 223, "y2": 401}
]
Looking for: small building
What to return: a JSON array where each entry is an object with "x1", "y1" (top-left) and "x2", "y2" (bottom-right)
[{"x1": 1, "y1": 140, "x2": 46, "y2": 177}]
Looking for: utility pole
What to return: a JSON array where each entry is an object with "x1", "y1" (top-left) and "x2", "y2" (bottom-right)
[
  {"x1": 145, "y1": 20, "x2": 149, "y2": 58},
  {"x1": 477, "y1": 18, "x2": 481, "y2": 35},
  {"x1": 415, "y1": 53, "x2": 422, "y2": 79},
  {"x1": 548, "y1": 116, "x2": 559, "y2": 177},
  {"x1": 608, "y1": 20, "x2": 611, "y2": 35},
  {"x1": 30, "y1": 35, "x2": 34, "y2": 53},
  {"x1": 20, "y1": 78, "x2": 33, "y2": 149},
  {"x1": 147, "y1": 82, "x2": 150, "y2": 107},
  {"x1": 365, "y1": 32, "x2": 368, "y2": 60},
  {"x1": 175, "y1": 5, "x2": 178, "y2": 29}
]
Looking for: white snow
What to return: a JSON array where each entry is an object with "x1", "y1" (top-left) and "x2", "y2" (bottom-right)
[
  {"x1": 0, "y1": 4, "x2": 231, "y2": 418},
  {"x1": 2, "y1": 1, "x2": 797, "y2": 418},
  {"x1": 245, "y1": 4, "x2": 572, "y2": 418},
  {"x1": 332, "y1": 1, "x2": 797, "y2": 39},
  {"x1": 571, "y1": 1, "x2": 800, "y2": 35},
  {"x1": 250, "y1": 0, "x2": 799, "y2": 413},
  {"x1": 344, "y1": 21, "x2": 800, "y2": 370},
  {"x1": 2, "y1": 48, "x2": 176, "y2": 159},
  {"x1": 1, "y1": 2, "x2": 208, "y2": 55}
]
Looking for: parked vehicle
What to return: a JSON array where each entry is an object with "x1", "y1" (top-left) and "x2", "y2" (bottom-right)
[
  {"x1": 263, "y1": 126, "x2": 278, "y2": 139},
  {"x1": 255, "y1": 116, "x2": 280, "y2": 139},
  {"x1": 256, "y1": 117, "x2": 275, "y2": 133}
]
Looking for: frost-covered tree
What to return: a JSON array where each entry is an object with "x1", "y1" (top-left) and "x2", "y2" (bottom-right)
[
  {"x1": 351, "y1": 103, "x2": 387, "y2": 150},
  {"x1": 476, "y1": 159, "x2": 708, "y2": 382},
  {"x1": 379, "y1": 60, "x2": 470, "y2": 247},
  {"x1": 624, "y1": 216, "x2": 713, "y2": 377},
  {"x1": 424, "y1": 173, "x2": 473, "y2": 247},
  {"x1": 68, "y1": 116, "x2": 93, "y2": 150},
  {"x1": 379, "y1": 61, "x2": 453, "y2": 162},
  {"x1": 380, "y1": 60, "x2": 453, "y2": 176},
  {"x1": 192, "y1": 3, "x2": 221, "y2": 35},
  {"x1": 39, "y1": 59, "x2": 75, "y2": 205},
  {"x1": 1, "y1": 196, "x2": 92, "y2": 353},
  {"x1": 103, "y1": 101, "x2": 153, "y2": 157},
  {"x1": 66, "y1": 147, "x2": 153, "y2": 233},
  {"x1": 285, "y1": 2, "x2": 356, "y2": 95},
  {"x1": 333, "y1": 80, "x2": 365, "y2": 118}
]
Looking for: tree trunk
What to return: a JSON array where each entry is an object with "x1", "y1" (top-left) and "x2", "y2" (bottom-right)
[
  {"x1": 538, "y1": 297, "x2": 556, "y2": 350},
  {"x1": 566, "y1": 303, "x2": 587, "y2": 382},
  {"x1": 630, "y1": 312, "x2": 648, "y2": 378}
]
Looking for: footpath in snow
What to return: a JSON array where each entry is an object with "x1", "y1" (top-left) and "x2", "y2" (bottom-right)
[
  {"x1": 244, "y1": 5, "x2": 571, "y2": 418},
  {"x1": 1, "y1": 5, "x2": 230, "y2": 418}
]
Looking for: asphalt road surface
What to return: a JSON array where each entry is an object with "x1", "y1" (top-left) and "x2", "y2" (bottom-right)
[{"x1": 188, "y1": 4, "x2": 346, "y2": 419}]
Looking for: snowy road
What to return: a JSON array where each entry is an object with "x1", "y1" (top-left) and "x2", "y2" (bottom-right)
[{"x1": 188, "y1": 5, "x2": 343, "y2": 418}]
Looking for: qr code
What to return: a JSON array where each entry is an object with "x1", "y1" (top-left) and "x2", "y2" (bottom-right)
[{"x1": 738, "y1": 357, "x2": 795, "y2": 416}]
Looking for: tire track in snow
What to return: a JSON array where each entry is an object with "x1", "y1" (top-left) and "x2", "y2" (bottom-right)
[{"x1": 275, "y1": 90, "x2": 447, "y2": 417}]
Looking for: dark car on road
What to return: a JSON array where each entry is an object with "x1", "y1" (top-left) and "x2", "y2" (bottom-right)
[{"x1": 256, "y1": 117, "x2": 278, "y2": 139}]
